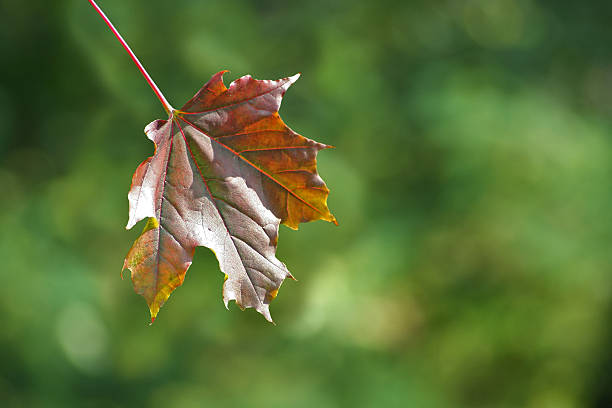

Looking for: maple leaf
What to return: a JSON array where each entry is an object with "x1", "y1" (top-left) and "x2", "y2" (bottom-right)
[
  {"x1": 123, "y1": 72, "x2": 337, "y2": 322},
  {"x1": 88, "y1": 0, "x2": 336, "y2": 322}
]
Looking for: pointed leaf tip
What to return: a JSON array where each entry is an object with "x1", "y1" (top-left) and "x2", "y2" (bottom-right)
[{"x1": 289, "y1": 73, "x2": 300, "y2": 83}]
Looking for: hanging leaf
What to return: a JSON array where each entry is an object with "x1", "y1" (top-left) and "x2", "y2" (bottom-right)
[
  {"x1": 123, "y1": 72, "x2": 336, "y2": 322},
  {"x1": 88, "y1": 0, "x2": 336, "y2": 323}
]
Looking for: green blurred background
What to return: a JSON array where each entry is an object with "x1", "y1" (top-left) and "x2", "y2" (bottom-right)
[{"x1": 1, "y1": 0, "x2": 612, "y2": 406}]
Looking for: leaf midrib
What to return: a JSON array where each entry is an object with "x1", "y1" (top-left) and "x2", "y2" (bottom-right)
[{"x1": 173, "y1": 117, "x2": 264, "y2": 306}]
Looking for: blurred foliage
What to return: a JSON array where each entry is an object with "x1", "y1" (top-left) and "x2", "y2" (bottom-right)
[{"x1": 1, "y1": 0, "x2": 612, "y2": 407}]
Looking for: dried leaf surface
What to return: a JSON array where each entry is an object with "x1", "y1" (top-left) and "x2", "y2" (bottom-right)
[{"x1": 123, "y1": 71, "x2": 336, "y2": 322}]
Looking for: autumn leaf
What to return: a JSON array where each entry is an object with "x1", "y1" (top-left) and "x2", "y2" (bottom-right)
[
  {"x1": 123, "y1": 71, "x2": 337, "y2": 322},
  {"x1": 88, "y1": 0, "x2": 336, "y2": 323}
]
